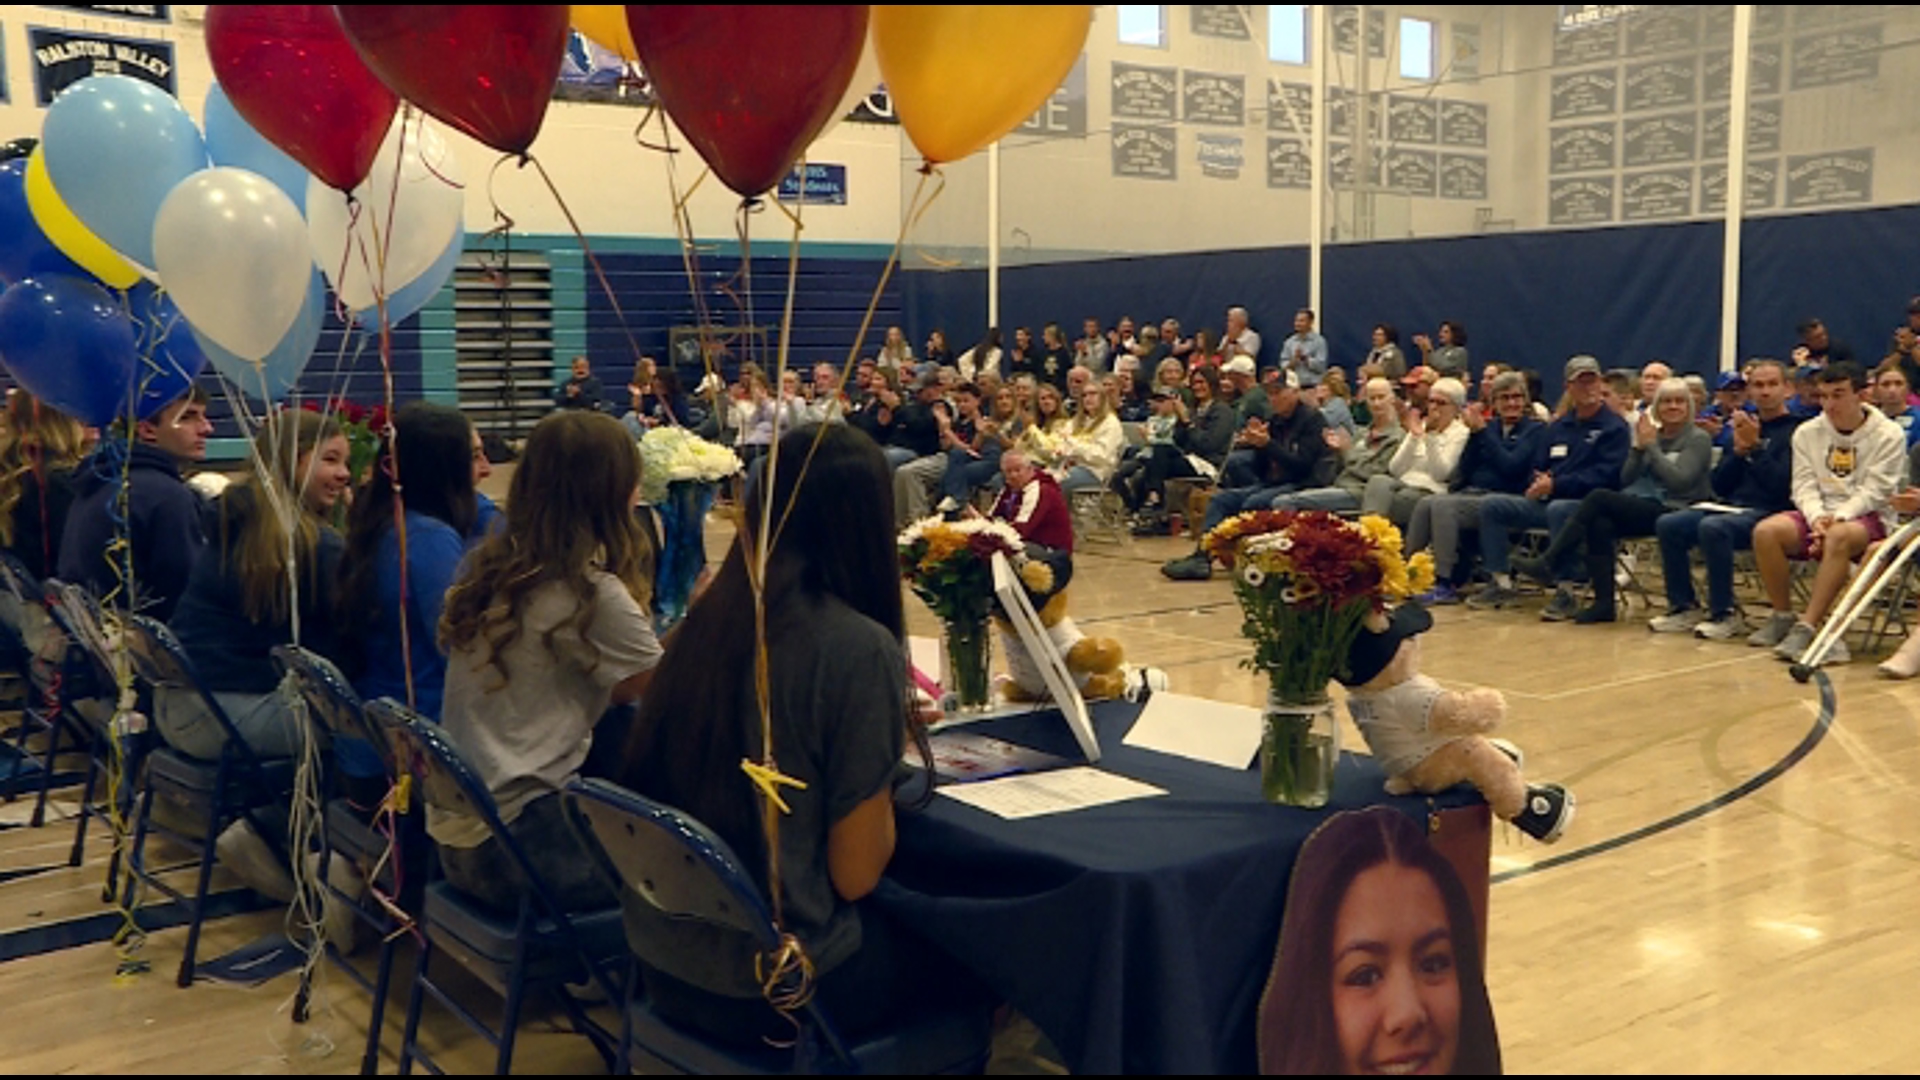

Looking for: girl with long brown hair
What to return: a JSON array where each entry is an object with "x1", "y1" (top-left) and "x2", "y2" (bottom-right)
[
  {"x1": 431, "y1": 409, "x2": 662, "y2": 913},
  {"x1": 0, "y1": 390, "x2": 87, "y2": 580}
]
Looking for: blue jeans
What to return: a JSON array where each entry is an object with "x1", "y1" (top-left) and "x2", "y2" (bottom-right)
[
  {"x1": 940, "y1": 446, "x2": 1003, "y2": 505},
  {"x1": 1222, "y1": 448, "x2": 1262, "y2": 489},
  {"x1": 1203, "y1": 485, "x2": 1295, "y2": 535},
  {"x1": 1058, "y1": 466, "x2": 1102, "y2": 495},
  {"x1": 1477, "y1": 495, "x2": 1582, "y2": 577},
  {"x1": 1271, "y1": 487, "x2": 1361, "y2": 513},
  {"x1": 883, "y1": 446, "x2": 921, "y2": 470},
  {"x1": 1657, "y1": 508, "x2": 1763, "y2": 617}
]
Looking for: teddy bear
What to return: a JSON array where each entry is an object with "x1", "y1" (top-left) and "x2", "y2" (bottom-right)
[
  {"x1": 1336, "y1": 603, "x2": 1575, "y2": 843},
  {"x1": 995, "y1": 586, "x2": 1131, "y2": 702}
]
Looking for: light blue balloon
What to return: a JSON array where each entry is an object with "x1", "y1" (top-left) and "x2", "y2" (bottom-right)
[
  {"x1": 203, "y1": 83, "x2": 310, "y2": 211},
  {"x1": 195, "y1": 267, "x2": 327, "y2": 404},
  {"x1": 352, "y1": 229, "x2": 463, "y2": 330},
  {"x1": 41, "y1": 74, "x2": 209, "y2": 270}
]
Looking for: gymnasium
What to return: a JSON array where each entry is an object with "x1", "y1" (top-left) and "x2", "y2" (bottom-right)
[{"x1": 0, "y1": 4, "x2": 1913, "y2": 1075}]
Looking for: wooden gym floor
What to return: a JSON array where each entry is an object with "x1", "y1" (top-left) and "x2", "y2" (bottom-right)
[{"x1": 1, "y1": 510, "x2": 1916, "y2": 1073}]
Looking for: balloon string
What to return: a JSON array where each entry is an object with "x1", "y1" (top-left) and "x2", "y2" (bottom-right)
[
  {"x1": 767, "y1": 166, "x2": 944, "y2": 555},
  {"x1": 526, "y1": 154, "x2": 649, "y2": 374},
  {"x1": 647, "y1": 110, "x2": 727, "y2": 450}
]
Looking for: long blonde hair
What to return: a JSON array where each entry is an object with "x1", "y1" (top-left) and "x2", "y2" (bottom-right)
[
  {"x1": 0, "y1": 391, "x2": 86, "y2": 549},
  {"x1": 1072, "y1": 383, "x2": 1114, "y2": 433},
  {"x1": 440, "y1": 411, "x2": 652, "y2": 689},
  {"x1": 223, "y1": 409, "x2": 340, "y2": 625}
]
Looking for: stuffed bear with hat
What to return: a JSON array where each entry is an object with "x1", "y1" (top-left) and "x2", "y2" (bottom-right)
[{"x1": 1338, "y1": 603, "x2": 1574, "y2": 843}]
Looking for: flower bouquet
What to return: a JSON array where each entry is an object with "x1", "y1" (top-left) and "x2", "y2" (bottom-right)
[
  {"x1": 898, "y1": 516, "x2": 1053, "y2": 710},
  {"x1": 1202, "y1": 510, "x2": 1434, "y2": 807},
  {"x1": 638, "y1": 427, "x2": 742, "y2": 630}
]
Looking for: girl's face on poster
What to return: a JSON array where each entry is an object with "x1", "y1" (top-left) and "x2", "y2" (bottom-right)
[{"x1": 1331, "y1": 863, "x2": 1461, "y2": 1076}]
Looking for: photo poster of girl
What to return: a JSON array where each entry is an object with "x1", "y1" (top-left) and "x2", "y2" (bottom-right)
[{"x1": 1256, "y1": 805, "x2": 1502, "y2": 1075}]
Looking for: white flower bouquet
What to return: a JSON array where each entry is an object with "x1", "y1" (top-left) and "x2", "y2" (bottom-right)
[{"x1": 638, "y1": 427, "x2": 742, "y2": 506}]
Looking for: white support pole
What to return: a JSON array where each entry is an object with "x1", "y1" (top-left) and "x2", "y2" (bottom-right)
[
  {"x1": 988, "y1": 139, "x2": 1001, "y2": 328},
  {"x1": 1310, "y1": 3, "x2": 1328, "y2": 320},
  {"x1": 1719, "y1": 6, "x2": 1753, "y2": 373}
]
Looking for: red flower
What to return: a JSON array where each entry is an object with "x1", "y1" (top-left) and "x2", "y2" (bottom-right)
[
  {"x1": 966, "y1": 532, "x2": 1013, "y2": 562},
  {"x1": 366, "y1": 404, "x2": 389, "y2": 432}
]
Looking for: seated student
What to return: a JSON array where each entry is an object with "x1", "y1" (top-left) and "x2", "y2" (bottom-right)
[
  {"x1": 1053, "y1": 383, "x2": 1125, "y2": 496},
  {"x1": 1651, "y1": 359, "x2": 1804, "y2": 638},
  {"x1": 1467, "y1": 356, "x2": 1631, "y2": 613},
  {"x1": 1360, "y1": 377, "x2": 1469, "y2": 526},
  {"x1": 1872, "y1": 363, "x2": 1920, "y2": 448},
  {"x1": 164, "y1": 409, "x2": 350, "y2": 898},
  {"x1": 1116, "y1": 366, "x2": 1235, "y2": 534},
  {"x1": 1268, "y1": 378, "x2": 1405, "y2": 514},
  {"x1": 896, "y1": 380, "x2": 983, "y2": 527},
  {"x1": 433, "y1": 411, "x2": 662, "y2": 914},
  {"x1": 58, "y1": 385, "x2": 213, "y2": 623},
  {"x1": 1747, "y1": 362, "x2": 1906, "y2": 665},
  {"x1": 608, "y1": 423, "x2": 966, "y2": 1046},
  {"x1": 335, "y1": 402, "x2": 477, "y2": 737},
  {"x1": 936, "y1": 383, "x2": 1023, "y2": 515},
  {"x1": 1511, "y1": 378, "x2": 1713, "y2": 624},
  {"x1": 0, "y1": 391, "x2": 87, "y2": 582},
  {"x1": 1163, "y1": 370, "x2": 1332, "y2": 581},
  {"x1": 553, "y1": 355, "x2": 605, "y2": 412},
  {"x1": 1411, "y1": 372, "x2": 1545, "y2": 605},
  {"x1": 468, "y1": 421, "x2": 503, "y2": 545}
]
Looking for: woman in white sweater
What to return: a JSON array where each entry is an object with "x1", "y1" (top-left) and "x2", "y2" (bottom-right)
[
  {"x1": 1054, "y1": 384, "x2": 1125, "y2": 495},
  {"x1": 1361, "y1": 377, "x2": 1470, "y2": 526}
]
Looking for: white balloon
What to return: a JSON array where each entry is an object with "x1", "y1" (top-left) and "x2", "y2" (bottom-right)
[
  {"x1": 816, "y1": 25, "x2": 884, "y2": 142},
  {"x1": 151, "y1": 167, "x2": 311, "y2": 361},
  {"x1": 307, "y1": 113, "x2": 464, "y2": 311}
]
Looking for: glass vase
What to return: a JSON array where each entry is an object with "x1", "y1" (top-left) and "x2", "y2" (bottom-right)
[
  {"x1": 943, "y1": 617, "x2": 994, "y2": 711},
  {"x1": 1260, "y1": 690, "x2": 1340, "y2": 808}
]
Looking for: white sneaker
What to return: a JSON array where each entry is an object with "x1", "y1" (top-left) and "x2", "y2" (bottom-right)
[
  {"x1": 216, "y1": 820, "x2": 296, "y2": 904},
  {"x1": 935, "y1": 496, "x2": 960, "y2": 514},
  {"x1": 1745, "y1": 611, "x2": 1797, "y2": 649},
  {"x1": 1649, "y1": 609, "x2": 1707, "y2": 634},
  {"x1": 1694, "y1": 611, "x2": 1750, "y2": 640}
]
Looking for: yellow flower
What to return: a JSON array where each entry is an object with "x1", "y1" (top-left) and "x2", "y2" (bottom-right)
[
  {"x1": 1357, "y1": 513, "x2": 1403, "y2": 555},
  {"x1": 1408, "y1": 551, "x2": 1436, "y2": 595},
  {"x1": 918, "y1": 527, "x2": 967, "y2": 572}
]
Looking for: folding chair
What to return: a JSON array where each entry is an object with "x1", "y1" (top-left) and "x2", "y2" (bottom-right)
[
  {"x1": 1069, "y1": 488, "x2": 1127, "y2": 545},
  {"x1": 117, "y1": 615, "x2": 297, "y2": 986},
  {"x1": 563, "y1": 777, "x2": 994, "y2": 1075},
  {"x1": 0, "y1": 553, "x2": 90, "y2": 825},
  {"x1": 372, "y1": 699, "x2": 623, "y2": 1075},
  {"x1": 40, "y1": 581, "x2": 143, "y2": 895},
  {"x1": 273, "y1": 645, "x2": 422, "y2": 1075}
]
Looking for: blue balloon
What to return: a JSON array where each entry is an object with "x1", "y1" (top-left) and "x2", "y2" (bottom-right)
[
  {"x1": 125, "y1": 281, "x2": 209, "y2": 420},
  {"x1": 0, "y1": 159, "x2": 89, "y2": 285},
  {"x1": 0, "y1": 274, "x2": 138, "y2": 427},
  {"x1": 195, "y1": 267, "x2": 326, "y2": 403},
  {"x1": 351, "y1": 229, "x2": 463, "y2": 331},
  {"x1": 41, "y1": 75, "x2": 209, "y2": 270},
  {"x1": 203, "y1": 83, "x2": 310, "y2": 211}
]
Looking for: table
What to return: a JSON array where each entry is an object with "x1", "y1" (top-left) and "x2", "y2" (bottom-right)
[{"x1": 879, "y1": 698, "x2": 1488, "y2": 1075}]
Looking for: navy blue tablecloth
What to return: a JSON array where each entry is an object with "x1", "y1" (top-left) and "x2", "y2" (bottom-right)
[{"x1": 877, "y1": 698, "x2": 1485, "y2": 1075}]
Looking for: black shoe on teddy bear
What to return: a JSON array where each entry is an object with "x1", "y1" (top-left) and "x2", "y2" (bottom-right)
[{"x1": 1512, "y1": 783, "x2": 1574, "y2": 844}]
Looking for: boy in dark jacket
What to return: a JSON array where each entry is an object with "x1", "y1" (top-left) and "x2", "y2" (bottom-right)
[
  {"x1": 1650, "y1": 359, "x2": 1807, "y2": 639},
  {"x1": 58, "y1": 387, "x2": 213, "y2": 623},
  {"x1": 1469, "y1": 356, "x2": 1630, "y2": 613}
]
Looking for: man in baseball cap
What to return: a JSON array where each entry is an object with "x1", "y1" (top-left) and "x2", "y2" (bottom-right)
[{"x1": 1467, "y1": 354, "x2": 1630, "y2": 617}]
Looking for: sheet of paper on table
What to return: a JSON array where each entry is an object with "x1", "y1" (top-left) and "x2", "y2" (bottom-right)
[
  {"x1": 1120, "y1": 691, "x2": 1265, "y2": 770},
  {"x1": 908, "y1": 635, "x2": 944, "y2": 686},
  {"x1": 937, "y1": 766, "x2": 1167, "y2": 819}
]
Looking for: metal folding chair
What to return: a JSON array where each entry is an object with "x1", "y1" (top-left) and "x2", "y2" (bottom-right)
[
  {"x1": 563, "y1": 777, "x2": 994, "y2": 1075},
  {"x1": 0, "y1": 553, "x2": 89, "y2": 825},
  {"x1": 40, "y1": 581, "x2": 142, "y2": 896},
  {"x1": 274, "y1": 645, "x2": 423, "y2": 1075},
  {"x1": 373, "y1": 699, "x2": 623, "y2": 1075},
  {"x1": 117, "y1": 615, "x2": 296, "y2": 986}
]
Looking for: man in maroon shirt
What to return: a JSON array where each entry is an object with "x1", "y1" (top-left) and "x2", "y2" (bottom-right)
[{"x1": 985, "y1": 450, "x2": 1074, "y2": 553}]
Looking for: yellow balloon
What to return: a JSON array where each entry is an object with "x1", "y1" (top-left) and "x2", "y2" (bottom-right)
[
  {"x1": 571, "y1": 4, "x2": 640, "y2": 62},
  {"x1": 24, "y1": 147, "x2": 140, "y2": 289},
  {"x1": 874, "y1": 5, "x2": 1091, "y2": 165}
]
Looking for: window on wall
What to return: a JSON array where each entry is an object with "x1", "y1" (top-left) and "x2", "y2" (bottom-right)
[
  {"x1": 1399, "y1": 16, "x2": 1435, "y2": 80},
  {"x1": 1117, "y1": 5, "x2": 1166, "y2": 47},
  {"x1": 1269, "y1": 5, "x2": 1308, "y2": 65}
]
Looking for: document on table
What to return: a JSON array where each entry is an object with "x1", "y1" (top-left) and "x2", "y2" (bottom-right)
[
  {"x1": 908, "y1": 634, "x2": 944, "y2": 686},
  {"x1": 937, "y1": 767, "x2": 1167, "y2": 819},
  {"x1": 1121, "y1": 691, "x2": 1265, "y2": 770}
]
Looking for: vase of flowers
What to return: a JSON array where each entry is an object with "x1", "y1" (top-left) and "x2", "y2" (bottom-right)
[
  {"x1": 638, "y1": 427, "x2": 742, "y2": 631},
  {"x1": 898, "y1": 516, "x2": 1047, "y2": 711},
  {"x1": 1202, "y1": 510, "x2": 1434, "y2": 807}
]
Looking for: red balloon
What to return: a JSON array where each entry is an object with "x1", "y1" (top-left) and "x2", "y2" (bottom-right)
[
  {"x1": 628, "y1": 6, "x2": 870, "y2": 199},
  {"x1": 333, "y1": 5, "x2": 570, "y2": 157},
  {"x1": 205, "y1": 6, "x2": 398, "y2": 192}
]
